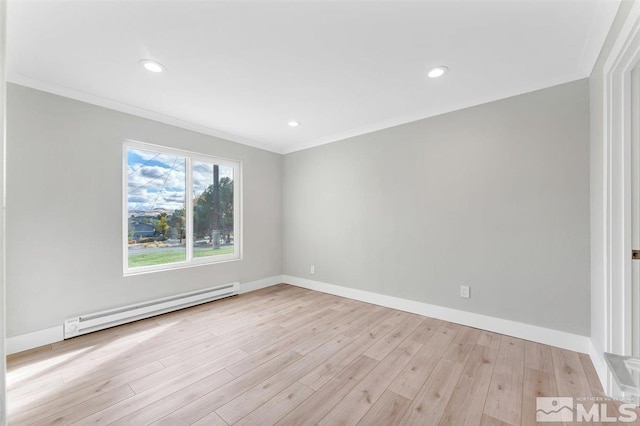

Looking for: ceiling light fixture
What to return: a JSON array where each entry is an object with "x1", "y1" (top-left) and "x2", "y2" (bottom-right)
[
  {"x1": 428, "y1": 66, "x2": 448, "y2": 78},
  {"x1": 288, "y1": 121, "x2": 300, "y2": 127},
  {"x1": 139, "y1": 59, "x2": 165, "y2": 73}
]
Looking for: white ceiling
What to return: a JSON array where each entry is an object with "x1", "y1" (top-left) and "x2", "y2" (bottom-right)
[{"x1": 7, "y1": 0, "x2": 620, "y2": 154}]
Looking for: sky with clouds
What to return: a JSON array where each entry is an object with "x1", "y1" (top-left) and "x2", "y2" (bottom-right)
[{"x1": 127, "y1": 148, "x2": 233, "y2": 214}]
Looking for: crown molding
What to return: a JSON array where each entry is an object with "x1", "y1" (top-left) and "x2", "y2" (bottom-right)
[{"x1": 7, "y1": 73, "x2": 284, "y2": 154}]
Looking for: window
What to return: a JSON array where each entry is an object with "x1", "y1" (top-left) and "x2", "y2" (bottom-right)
[{"x1": 123, "y1": 141, "x2": 241, "y2": 275}]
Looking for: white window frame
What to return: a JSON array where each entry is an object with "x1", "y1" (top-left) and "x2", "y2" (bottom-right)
[{"x1": 122, "y1": 140, "x2": 242, "y2": 276}]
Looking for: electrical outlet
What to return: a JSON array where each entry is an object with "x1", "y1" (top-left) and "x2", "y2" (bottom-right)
[
  {"x1": 460, "y1": 285, "x2": 470, "y2": 298},
  {"x1": 310, "y1": 265, "x2": 315, "y2": 275}
]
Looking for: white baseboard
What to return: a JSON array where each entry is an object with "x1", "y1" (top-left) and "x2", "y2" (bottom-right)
[
  {"x1": 588, "y1": 340, "x2": 611, "y2": 396},
  {"x1": 282, "y1": 275, "x2": 591, "y2": 354},
  {"x1": 239, "y1": 275, "x2": 283, "y2": 294},
  {"x1": 6, "y1": 326, "x2": 63, "y2": 355},
  {"x1": 6, "y1": 274, "x2": 596, "y2": 376},
  {"x1": 6, "y1": 275, "x2": 283, "y2": 355}
]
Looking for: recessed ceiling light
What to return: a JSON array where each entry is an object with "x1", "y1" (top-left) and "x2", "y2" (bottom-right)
[
  {"x1": 428, "y1": 66, "x2": 448, "y2": 78},
  {"x1": 288, "y1": 121, "x2": 300, "y2": 127},
  {"x1": 139, "y1": 59, "x2": 165, "y2": 73}
]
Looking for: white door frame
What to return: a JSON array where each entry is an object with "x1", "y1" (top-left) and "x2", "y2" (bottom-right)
[
  {"x1": 602, "y1": 0, "x2": 640, "y2": 396},
  {"x1": 632, "y1": 65, "x2": 640, "y2": 361},
  {"x1": 0, "y1": 0, "x2": 6, "y2": 423}
]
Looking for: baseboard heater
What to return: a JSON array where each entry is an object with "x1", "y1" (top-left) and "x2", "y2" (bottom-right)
[{"x1": 63, "y1": 281, "x2": 240, "y2": 339}]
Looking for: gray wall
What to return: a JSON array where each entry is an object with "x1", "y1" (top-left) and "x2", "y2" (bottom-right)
[
  {"x1": 6, "y1": 84, "x2": 282, "y2": 337},
  {"x1": 283, "y1": 79, "x2": 591, "y2": 336},
  {"x1": 6, "y1": 74, "x2": 592, "y2": 338}
]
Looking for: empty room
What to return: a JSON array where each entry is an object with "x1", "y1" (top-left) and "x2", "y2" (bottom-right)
[{"x1": 2, "y1": 0, "x2": 640, "y2": 424}]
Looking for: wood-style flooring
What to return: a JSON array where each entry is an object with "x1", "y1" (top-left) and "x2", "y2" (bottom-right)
[{"x1": 6, "y1": 284, "x2": 635, "y2": 425}]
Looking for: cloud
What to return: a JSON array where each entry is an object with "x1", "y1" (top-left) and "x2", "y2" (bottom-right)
[
  {"x1": 192, "y1": 164, "x2": 234, "y2": 195},
  {"x1": 163, "y1": 192, "x2": 185, "y2": 203},
  {"x1": 127, "y1": 186, "x2": 185, "y2": 212},
  {"x1": 128, "y1": 195, "x2": 150, "y2": 203},
  {"x1": 193, "y1": 162, "x2": 213, "y2": 173},
  {"x1": 127, "y1": 149, "x2": 233, "y2": 212},
  {"x1": 128, "y1": 165, "x2": 186, "y2": 195},
  {"x1": 130, "y1": 149, "x2": 159, "y2": 162},
  {"x1": 140, "y1": 166, "x2": 169, "y2": 179}
]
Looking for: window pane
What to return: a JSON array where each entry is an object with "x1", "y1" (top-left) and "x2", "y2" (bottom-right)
[
  {"x1": 127, "y1": 148, "x2": 186, "y2": 268},
  {"x1": 192, "y1": 161, "x2": 234, "y2": 258}
]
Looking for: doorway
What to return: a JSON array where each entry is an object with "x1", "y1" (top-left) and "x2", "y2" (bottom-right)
[{"x1": 600, "y1": 0, "x2": 640, "y2": 397}]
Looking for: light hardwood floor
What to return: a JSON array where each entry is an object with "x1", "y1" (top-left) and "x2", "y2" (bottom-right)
[{"x1": 6, "y1": 284, "x2": 637, "y2": 425}]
